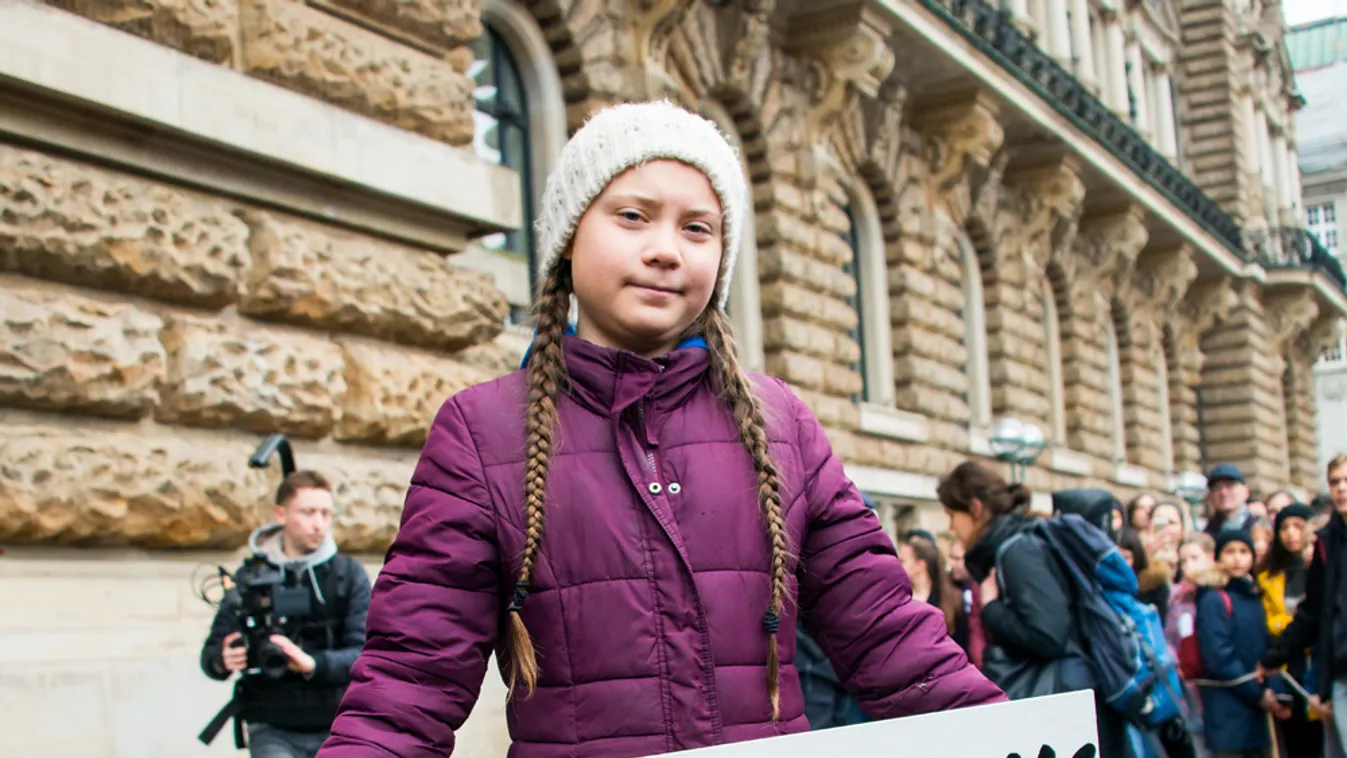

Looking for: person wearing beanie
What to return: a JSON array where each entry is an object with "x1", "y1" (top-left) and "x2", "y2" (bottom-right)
[
  {"x1": 316, "y1": 101, "x2": 1003, "y2": 758},
  {"x1": 1194, "y1": 528, "x2": 1288, "y2": 757},
  {"x1": 1256, "y1": 502, "x2": 1324, "y2": 757}
]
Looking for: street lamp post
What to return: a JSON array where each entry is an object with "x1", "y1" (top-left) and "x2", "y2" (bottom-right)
[
  {"x1": 1172, "y1": 469, "x2": 1208, "y2": 527},
  {"x1": 988, "y1": 416, "x2": 1047, "y2": 484}
]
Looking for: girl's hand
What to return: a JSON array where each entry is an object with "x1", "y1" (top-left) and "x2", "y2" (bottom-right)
[{"x1": 981, "y1": 569, "x2": 998, "y2": 605}]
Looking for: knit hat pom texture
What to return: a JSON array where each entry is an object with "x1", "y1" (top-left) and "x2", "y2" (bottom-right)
[{"x1": 534, "y1": 101, "x2": 750, "y2": 310}]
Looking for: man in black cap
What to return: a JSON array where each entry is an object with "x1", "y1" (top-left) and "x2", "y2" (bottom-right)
[{"x1": 1203, "y1": 463, "x2": 1259, "y2": 538}]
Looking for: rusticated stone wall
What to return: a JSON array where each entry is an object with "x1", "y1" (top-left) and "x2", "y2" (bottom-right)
[
  {"x1": 45, "y1": 0, "x2": 478, "y2": 146},
  {"x1": 0, "y1": 143, "x2": 517, "y2": 552}
]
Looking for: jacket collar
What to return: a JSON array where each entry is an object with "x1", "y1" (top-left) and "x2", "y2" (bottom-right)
[
  {"x1": 964, "y1": 514, "x2": 1028, "y2": 584},
  {"x1": 522, "y1": 327, "x2": 712, "y2": 417}
]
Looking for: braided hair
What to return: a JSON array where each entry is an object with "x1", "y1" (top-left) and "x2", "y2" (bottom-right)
[{"x1": 508, "y1": 263, "x2": 792, "y2": 720}]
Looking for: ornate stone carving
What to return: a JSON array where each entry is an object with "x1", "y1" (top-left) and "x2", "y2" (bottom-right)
[
  {"x1": 627, "y1": 0, "x2": 694, "y2": 100},
  {"x1": 1001, "y1": 156, "x2": 1085, "y2": 271},
  {"x1": 786, "y1": 2, "x2": 896, "y2": 150},
  {"x1": 1300, "y1": 314, "x2": 1344, "y2": 358},
  {"x1": 1075, "y1": 205, "x2": 1150, "y2": 299},
  {"x1": 726, "y1": 0, "x2": 776, "y2": 95},
  {"x1": 917, "y1": 92, "x2": 1007, "y2": 225},
  {"x1": 1266, "y1": 290, "x2": 1320, "y2": 351},
  {"x1": 1129, "y1": 244, "x2": 1197, "y2": 321},
  {"x1": 835, "y1": 71, "x2": 908, "y2": 188},
  {"x1": 1176, "y1": 278, "x2": 1238, "y2": 349}
]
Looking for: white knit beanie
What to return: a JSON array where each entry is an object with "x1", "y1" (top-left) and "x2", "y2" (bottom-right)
[{"x1": 534, "y1": 100, "x2": 749, "y2": 310}]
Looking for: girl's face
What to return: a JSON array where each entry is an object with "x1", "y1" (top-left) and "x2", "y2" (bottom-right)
[
  {"x1": 1179, "y1": 543, "x2": 1212, "y2": 578},
  {"x1": 1131, "y1": 496, "x2": 1155, "y2": 530},
  {"x1": 899, "y1": 543, "x2": 923, "y2": 583},
  {"x1": 1221, "y1": 542, "x2": 1254, "y2": 579},
  {"x1": 1111, "y1": 508, "x2": 1124, "y2": 534},
  {"x1": 1279, "y1": 516, "x2": 1307, "y2": 554},
  {"x1": 567, "y1": 160, "x2": 724, "y2": 358},
  {"x1": 1253, "y1": 533, "x2": 1270, "y2": 564},
  {"x1": 1120, "y1": 547, "x2": 1136, "y2": 569},
  {"x1": 944, "y1": 500, "x2": 982, "y2": 548}
]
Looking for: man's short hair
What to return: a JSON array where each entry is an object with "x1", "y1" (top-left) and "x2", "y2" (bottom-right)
[{"x1": 276, "y1": 470, "x2": 332, "y2": 506}]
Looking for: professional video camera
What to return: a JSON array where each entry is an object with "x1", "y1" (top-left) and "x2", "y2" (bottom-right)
[{"x1": 197, "y1": 434, "x2": 310, "y2": 747}]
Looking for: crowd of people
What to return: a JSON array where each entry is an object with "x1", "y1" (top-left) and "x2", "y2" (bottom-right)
[
  {"x1": 798, "y1": 458, "x2": 1347, "y2": 758},
  {"x1": 192, "y1": 101, "x2": 1347, "y2": 758}
]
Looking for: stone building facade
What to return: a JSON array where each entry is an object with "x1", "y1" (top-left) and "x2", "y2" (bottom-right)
[{"x1": 0, "y1": 0, "x2": 1343, "y2": 755}]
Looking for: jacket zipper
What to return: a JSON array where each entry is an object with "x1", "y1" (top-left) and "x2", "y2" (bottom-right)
[{"x1": 635, "y1": 402, "x2": 656, "y2": 474}]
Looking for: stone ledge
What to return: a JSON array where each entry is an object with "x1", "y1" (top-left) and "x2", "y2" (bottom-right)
[
  {"x1": 0, "y1": 0, "x2": 520, "y2": 245},
  {"x1": 858, "y1": 402, "x2": 930, "y2": 443},
  {"x1": 843, "y1": 465, "x2": 940, "y2": 502},
  {"x1": 1046, "y1": 447, "x2": 1093, "y2": 476},
  {"x1": 1114, "y1": 462, "x2": 1151, "y2": 488}
]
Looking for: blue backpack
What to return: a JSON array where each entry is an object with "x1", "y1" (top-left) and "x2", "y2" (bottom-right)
[{"x1": 1029, "y1": 513, "x2": 1185, "y2": 728}]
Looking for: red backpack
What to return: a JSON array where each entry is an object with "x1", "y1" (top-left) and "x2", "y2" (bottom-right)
[{"x1": 1177, "y1": 589, "x2": 1232, "y2": 680}]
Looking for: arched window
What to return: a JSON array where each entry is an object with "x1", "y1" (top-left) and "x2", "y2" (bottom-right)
[
  {"x1": 471, "y1": 27, "x2": 532, "y2": 302},
  {"x1": 1155, "y1": 340, "x2": 1175, "y2": 477},
  {"x1": 955, "y1": 229, "x2": 992, "y2": 430},
  {"x1": 1104, "y1": 312, "x2": 1127, "y2": 463},
  {"x1": 1043, "y1": 283, "x2": 1067, "y2": 445},
  {"x1": 465, "y1": 2, "x2": 567, "y2": 327},
  {"x1": 842, "y1": 186, "x2": 894, "y2": 407},
  {"x1": 702, "y1": 102, "x2": 763, "y2": 372}
]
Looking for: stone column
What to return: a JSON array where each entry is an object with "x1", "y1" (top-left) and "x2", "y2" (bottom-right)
[
  {"x1": 1068, "y1": 0, "x2": 1097, "y2": 86},
  {"x1": 1197, "y1": 285, "x2": 1316, "y2": 492},
  {"x1": 1046, "y1": 0, "x2": 1073, "y2": 65},
  {"x1": 1274, "y1": 134, "x2": 1294, "y2": 211},
  {"x1": 1105, "y1": 19, "x2": 1129, "y2": 115},
  {"x1": 1154, "y1": 71, "x2": 1178, "y2": 159},
  {"x1": 1256, "y1": 109, "x2": 1274, "y2": 190},
  {"x1": 1126, "y1": 42, "x2": 1150, "y2": 135},
  {"x1": 1169, "y1": 280, "x2": 1236, "y2": 477}
]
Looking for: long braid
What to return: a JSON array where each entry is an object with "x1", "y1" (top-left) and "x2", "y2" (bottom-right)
[
  {"x1": 699, "y1": 308, "x2": 790, "y2": 721},
  {"x1": 507, "y1": 262, "x2": 573, "y2": 701}
]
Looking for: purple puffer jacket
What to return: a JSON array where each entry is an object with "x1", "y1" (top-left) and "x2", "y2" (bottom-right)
[{"x1": 319, "y1": 337, "x2": 1004, "y2": 758}]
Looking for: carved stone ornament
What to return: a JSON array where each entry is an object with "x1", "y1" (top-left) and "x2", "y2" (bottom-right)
[
  {"x1": 1076, "y1": 205, "x2": 1150, "y2": 299},
  {"x1": 916, "y1": 92, "x2": 1006, "y2": 224},
  {"x1": 628, "y1": 0, "x2": 696, "y2": 101},
  {"x1": 1266, "y1": 289, "x2": 1321, "y2": 351},
  {"x1": 1176, "y1": 278, "x2": 1237, "y2": 348},
  {"x1": 1129, "y1": 244, "x2": 1197, "y2": 320},
  {"x1": 1002, "y1": 156, "x2": 1085, "y2": 272},
  {"x1": 786, "y1": 2, "x2": 895, "y2": 150},
  {"x1": 1301, "y1": 314, "x2": 1344, "y2": 358},
  {"x1": 726, "y1": 0, "x2": 776, "y2": 94}
]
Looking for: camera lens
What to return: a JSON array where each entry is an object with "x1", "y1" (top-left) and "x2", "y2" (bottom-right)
[{"x1": 261, "y1": 642, "x2": 290, "y2": 680}]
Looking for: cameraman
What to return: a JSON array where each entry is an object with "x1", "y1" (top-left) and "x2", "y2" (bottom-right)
[{"x1": 201, "y1": 471, "x2": 372, "y2": 758}]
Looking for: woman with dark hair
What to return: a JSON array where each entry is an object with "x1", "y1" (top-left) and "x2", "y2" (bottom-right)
[
  {"x1": 938, "y1": 460, "x2": 1127, "y2": 758},
  {"x1": 1129, "y1": 493, "x2": 1158, "y2": 534},
  {"x1": 899, "y1": 535, "x2": 962, "y2": 640},
  {"x1": 1257, "y1": 502, "x2": 1322, "y2": 757}
]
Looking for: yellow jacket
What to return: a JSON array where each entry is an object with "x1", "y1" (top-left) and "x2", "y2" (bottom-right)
[{"x1": 1257, "y1": 570, "x2": 1293, "y2": 636}]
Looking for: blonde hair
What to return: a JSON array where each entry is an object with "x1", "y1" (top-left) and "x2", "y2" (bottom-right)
[
  {"x1": 1180, "y1": 532, "x2": 1216, "y2": 555},
  {"x1": 1329, "y1": 453, "x2": 1347, "y2": 478},
  {"x1": 506, "y1": 259, "x2": 790, "y2": 719}
]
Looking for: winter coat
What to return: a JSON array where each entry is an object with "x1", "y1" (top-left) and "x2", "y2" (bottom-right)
[
  {"x1": 795, "y1": 622, "x2": 870, "y2": 731},
  {"x1": 1164, "y1": 578, "x2": 1204, "y2": 732},
  {"x1": 965, "y1": 514, "x2": 1127, "y2": 758},
  {"x1": 1194, "y1": 568, "x2": 1273, "y2": 753},
  {"x1": 1136, "y1": 560, "x2": 1172, "y2": 623},
  {"x1": 1258, "y1": 569, "x2": 1295, "y2": 636},
  {"x1": 318, "y1": 337, "x2": 1004, "y2": 758},
  {"x1": 1263, "y1": 515, "x2": 1347, "y2": 699}
]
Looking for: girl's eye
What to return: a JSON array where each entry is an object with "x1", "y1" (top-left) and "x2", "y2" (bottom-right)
[
  {"x1": 686, "y1": 222, "x2": 713, "y2": 236},
  {"x1": 618, "y1": 209, "x2": 644, "y2": 222}
]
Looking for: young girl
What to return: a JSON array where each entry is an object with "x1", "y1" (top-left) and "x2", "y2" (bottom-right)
[
  {"x1": 1256, "y1": 503, "x2": 1321, "y2": 757},
  {"x1": 316, "y1": 101, "x2": 1003, "y2": 757},
  {"x1": 1195, "y1": 531, "x2": 1286, "y2": 758},
  {"x1": 1169, "y1": 532, "x2": 1217, "y2": 757},
  {"x1": 898, "y1": 535, "x2": 961, "y2": 638}
]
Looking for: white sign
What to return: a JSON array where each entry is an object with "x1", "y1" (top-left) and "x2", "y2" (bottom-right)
[{"x1": 667, "y1": 691, "x2": 1100, "y2": 758}]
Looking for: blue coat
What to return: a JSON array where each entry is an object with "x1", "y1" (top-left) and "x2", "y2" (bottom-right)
[{"x1": 1195, "y1": 571, "x2": 1273, "y2": 752}]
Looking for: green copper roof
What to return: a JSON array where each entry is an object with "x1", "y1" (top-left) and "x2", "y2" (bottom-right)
[{"x1": 1288, "y1": 16, "x2": 1347, "y2": 71}]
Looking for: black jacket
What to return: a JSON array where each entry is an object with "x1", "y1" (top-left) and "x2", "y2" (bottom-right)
[
  {"x1": 200, "y1": 551, "x2": 371, "y2": 730},
  {"x1": 1263, "y1": 514, "x2": 1345, "y2": 698},
  {"x1": 966, "y1": 514, "x2": 1127, "y2": 758}
]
